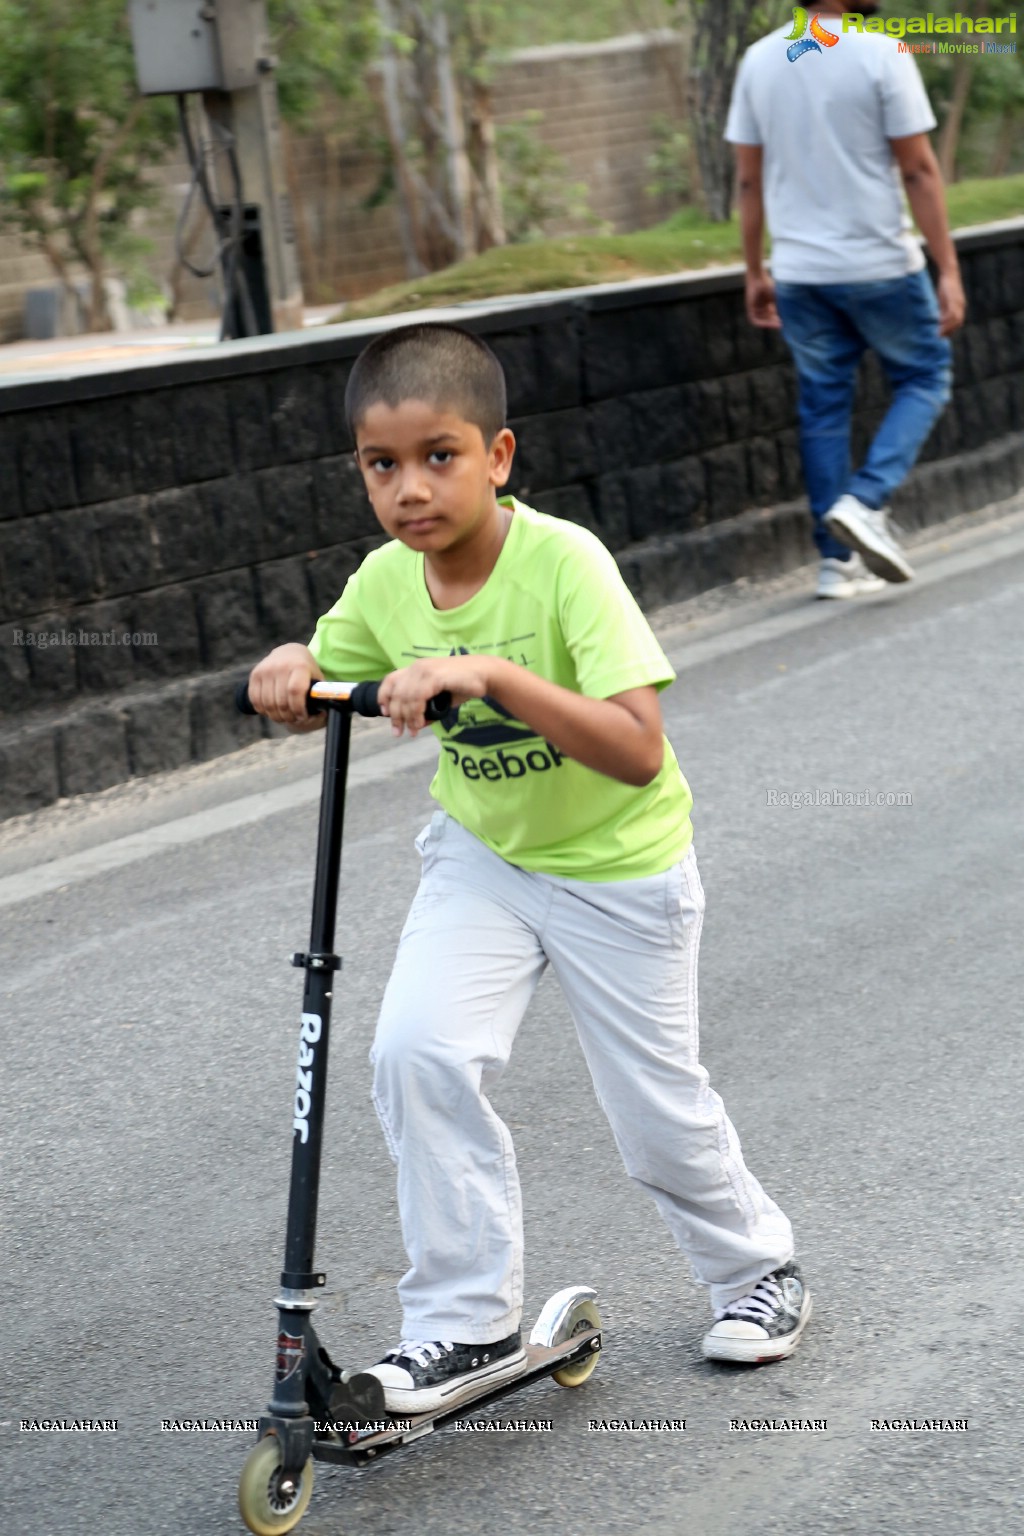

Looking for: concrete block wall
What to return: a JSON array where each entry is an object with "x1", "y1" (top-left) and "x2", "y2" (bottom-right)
[{"x1": 1, "y1": 222, "x2": 1023, "y2": 817}]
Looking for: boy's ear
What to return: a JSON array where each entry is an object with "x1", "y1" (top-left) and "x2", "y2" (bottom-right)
[{"x1": 489, "y1": 427, "x2": 516, "y2": 488}]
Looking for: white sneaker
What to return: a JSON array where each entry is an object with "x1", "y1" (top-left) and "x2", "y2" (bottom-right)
[
  {"x1": 703, "y1": 1261, "x2": 812, "y2": 1365},
  {"x1": 816, "y1": 553, "x2": 886, "y2": 600},
  {"x1": 822, "y1": 494, "x2": 914, "y2": 583}
]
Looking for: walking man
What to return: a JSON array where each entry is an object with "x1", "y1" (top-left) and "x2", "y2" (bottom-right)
[{"x1": 726, "y1": 1, "x2": 966, "y2": 598}]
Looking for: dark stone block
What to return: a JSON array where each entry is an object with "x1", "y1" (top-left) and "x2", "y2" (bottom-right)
[
  {"x1": 953, "y1": 389, "x2": 988, "y2": 453},
  {"x1": 0, "y1": 420, "x2": 23, "y2": 520},
  {"x1": 922, "y1": 403, "x2": 958, "y2": 461},
  {"x1": 256, "y1": 464, "x2": 318, "y2": 558},
  {"x1": 71, "y1": 400, "x2": 135, "y2": 505},
  {"x1": 92, "y1": 497, "x2": 158, "y2": 597},
  {"x1": 231, "y1": 375, "x2": 278, "y2": 471},
  {"x1": 976, "y1": 376, "x2": 1014, "y2": 440},
  {"x1": 57, "y1": 704, "x2": 130, "y2": 798},
  {"x1": 312, "y1": 456, "x2": 376, "y2": 545},
  {"x1": 129, "y1": 585, "x2": 202, "y2": 679},
  {"x1": 749, "y1": 368, "x2": 792, "y2": 435},
  {"x1": 964, "y1": 325, "x2": 991, "y2": 383},
  {"x1": 125, "y1": 689, "x2": 195, "y2": 778},
  {"x1": 193, "y1": 569, "x2": 260, "y2": 667},
  {"x1": 660, "y1": 300, "x2": 709, "y2": 380},
  {"x1": 318, "y1": 362, "x2": 354, "y2": 453},
  {"x1": 544, "y1": 407, "x2": 592, "y2": 484},
  {"x1": 583, "y1": 305, "x2": 685, "y2": 401},
  {"x1": 776, "y1": 427, "x2": 804, "y2": 500},
  {"x1": 0, "y1": 722, "x2": 60, "y2": 817},
  {"x1": 704, "y1": 443, "x2": 750, "y2": 523},
  {"x1": 267, "y1": 368, "x2": 331, "y2": 463},
  {"x1": 748, "y1": 436, "x2": 781, "y2": 506},
  {"x1": 48, "y1": 507, "x2": 101, "y2": 605},
  {"x1": 534, "y1": 315, "x2": 583, "y2": 410},
  {"x1": 75, "y1": 599, "x2": 139, "y2": 693},
  {"x1": 660, "y1": 458, "x2": 707, "y2": 533},
  {"x1": 949, "y1": 328, "x2": 972, "y2": 386},
  {"x1": 307, "y1": 543, "x2": 363, "y2": 618},
  {"x1": 22, "y1": 617, "x2": 80, "y2": 700},
  {"x1": 0, "y1": 517, "x2": 54, "y2": 619},
  {"x1": 17, "y1": 416, "x2": 77, "y2": 513},
  {"x1": 688, "y1": 380, "x2": 727, "y2": 450},
  {"x1": 529, "y1": 485, "x2": 596, "y2": 533},
  {"x1": 489, "y1": 330, "x2": 538, "y2": 417},
  {"x1": 190, "y1": 674, "x2": 263, "y2": 761},
  {"x1": 630, "y1": 387, "x2": 701, "y2": 465},
  {"x1": 130, "y1": 393, "x2": 179, "y2": 492},
  {"x1": 999, "y1": 246, "x2": 1024, "y2": 313},
  {"x1": 0, "y1": 621, "x2": 33, "y2": 715},
  {"x1": 722, "y1": 374, "x2": 755, "y2": 442},
  {"x1": 199, "y1": 475, "x2": 262, "y2": 567},
  {"x1": 151, "y1": 487, "x2": 219, "y2": 583},
  {"x1": 172, "y1": 382, "x2": 235, "y2": 482},
  {"x1": 700, "y1": 294, "x2": 741, "y2": 376},
  {"x1": 586, "y1": 398, "x2": 636, "y2": 476},
  {"x1": 256, "y1": 555, "x2": 317, "y2": 645},
  {"x1": 1005, "y1": 314, "x2": 1024, "y2": 374},
  {"x1": 625, "y1": 464, "x2": 667, "y2": 542},
  {"x1": 590, "y1": 473, "x2": 631, "y2": 549},
  {"x1": 514, "y1": 408, "x2": 591, "y2": 490}
]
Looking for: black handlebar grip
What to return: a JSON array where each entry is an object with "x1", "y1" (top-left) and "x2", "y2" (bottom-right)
[{"x1": 235, "y1": 680, "x2": 257, "y2": 715}]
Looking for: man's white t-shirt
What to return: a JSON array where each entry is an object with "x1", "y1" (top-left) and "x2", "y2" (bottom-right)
[{"x1": 725, "y1": 21, "x2": 937, "y2": 283}]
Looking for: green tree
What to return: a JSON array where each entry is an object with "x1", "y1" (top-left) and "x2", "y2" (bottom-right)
[{"x1": 0, "y1": 0, "x2": 179, "y2": 329}]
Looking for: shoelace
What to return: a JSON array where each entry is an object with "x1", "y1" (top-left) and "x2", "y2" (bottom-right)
[
  {"x1": 716, "y1": 1274, "x2": 783, "y2": 1324},
  {"x1": 386, "y1": 1339, "x2": 455, "y2": 1367}
]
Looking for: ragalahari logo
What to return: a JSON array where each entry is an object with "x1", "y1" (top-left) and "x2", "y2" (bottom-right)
[
  {"x1": 786, "y1": 8, "x2": 1018, "y2": 60},
  {"x1": 786, "y1": 8, "x2": 840, "y2": 61}
]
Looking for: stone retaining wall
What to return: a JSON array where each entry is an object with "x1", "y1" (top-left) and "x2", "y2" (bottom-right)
[{"x1": 1, "y1": 220, "x2": 1023, "y2": 818}]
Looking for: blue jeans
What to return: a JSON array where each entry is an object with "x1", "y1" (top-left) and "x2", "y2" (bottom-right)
[{"x1": 774, "y1": 271, "x2": 953, "y2": 560}]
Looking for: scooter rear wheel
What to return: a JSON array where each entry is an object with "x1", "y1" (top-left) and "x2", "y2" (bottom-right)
[
  {"x1": 550, "y1": 1296, "x2": 602, "y2": 1387},
  {"x1": 238, "y1": 1436, "x2": 314, "y2": 1536}
]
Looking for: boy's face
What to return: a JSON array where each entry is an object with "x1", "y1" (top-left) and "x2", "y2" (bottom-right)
[{"x1": 354, "y1": 399, "x2": 515, "y2": 553}]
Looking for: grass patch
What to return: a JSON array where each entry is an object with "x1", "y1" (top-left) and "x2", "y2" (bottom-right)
[{"x1": 335, "y1": 173, "x2": 1024, "y2": 323}]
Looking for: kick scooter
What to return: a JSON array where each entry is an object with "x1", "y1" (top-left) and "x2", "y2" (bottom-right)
[{"x1": 234, "y1": 679, "x2": 603, "y2": 1536}]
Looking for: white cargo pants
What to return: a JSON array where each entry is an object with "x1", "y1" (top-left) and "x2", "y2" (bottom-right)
[{"x1": 371, "y1": 811, "x2": 794, "y2": 1342}]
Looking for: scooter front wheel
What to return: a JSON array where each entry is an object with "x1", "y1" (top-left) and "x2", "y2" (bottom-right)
[{"x1": 238, "y1": 1436, "x2": 314, "y2": 1536}]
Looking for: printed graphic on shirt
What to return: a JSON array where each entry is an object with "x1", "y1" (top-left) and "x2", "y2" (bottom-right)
[{"x1": 414, "y1": 642, "x2": 566, "y2": 780}]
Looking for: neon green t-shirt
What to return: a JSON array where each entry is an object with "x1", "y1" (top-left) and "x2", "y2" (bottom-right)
[{"x1": 308, "y1": 498, "x2": 693, "y2": 881}]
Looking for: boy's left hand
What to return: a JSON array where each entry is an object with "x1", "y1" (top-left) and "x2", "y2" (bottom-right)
[{"x1": 378, "y1": 655, "x2": 493, "y2": 737}]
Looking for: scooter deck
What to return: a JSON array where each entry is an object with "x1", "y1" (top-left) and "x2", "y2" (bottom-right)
[{"x1": 312, "y1": 1328, "x2": 602, "y2": 1468}]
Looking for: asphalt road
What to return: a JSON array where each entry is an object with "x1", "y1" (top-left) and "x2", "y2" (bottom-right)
[{"x1": 3, "y1": 507, "x2": 1023, "y2": 1536}]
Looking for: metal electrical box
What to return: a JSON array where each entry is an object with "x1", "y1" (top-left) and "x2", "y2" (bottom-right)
[{"x1": 129, "y1": 0, "x2": 265, "y2": 96}]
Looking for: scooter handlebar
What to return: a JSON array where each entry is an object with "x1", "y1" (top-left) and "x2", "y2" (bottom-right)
[{"x1": 235, "y1": 678, "x2": 452, "y2": 721}]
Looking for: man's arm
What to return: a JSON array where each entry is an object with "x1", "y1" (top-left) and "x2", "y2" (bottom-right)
[
  {"x1": 734, "y1": 143, "x2": 781, "y2": 330},
  {"x1": 889, "y1": 132, "x2": 966, "y2": 336}
]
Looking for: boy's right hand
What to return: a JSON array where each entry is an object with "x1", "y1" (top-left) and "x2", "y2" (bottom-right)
[{"x1": 247, "y1": 644, "x2": 326, "y2": 731}]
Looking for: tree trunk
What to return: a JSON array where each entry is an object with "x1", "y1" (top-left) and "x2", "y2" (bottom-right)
[
  {"x1": 937, "y1": 0, "x2": 988, "y2": 182},
  {"x1": 687, "y1": 0, "x2": 765, "y2": 222}
]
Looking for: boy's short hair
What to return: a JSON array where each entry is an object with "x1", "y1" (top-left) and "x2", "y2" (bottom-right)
[{"x1": 345, "y1": 323, "x2": 507, "y2": 445}]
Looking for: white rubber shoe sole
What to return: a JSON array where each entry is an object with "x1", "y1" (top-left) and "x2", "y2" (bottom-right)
[
  {"x1": 823, "y1": 496, "x2": 914, "y2": 583},
  {"x1": 702, "y1": 1291, "x2": 813, "y2": 1365}
]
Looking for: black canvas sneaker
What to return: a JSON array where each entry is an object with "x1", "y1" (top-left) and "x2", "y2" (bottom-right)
[
  {"x1": 702, "y1": 1261, "x2": 812, "y2": 1364},
  {"x1": 365, "y1": 1331, "x2": 526, "y2": 1414}
]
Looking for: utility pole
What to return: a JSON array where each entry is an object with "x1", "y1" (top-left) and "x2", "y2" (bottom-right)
[{"x1": 129, "y1": 0, "x2": 303, "y2": 336}]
